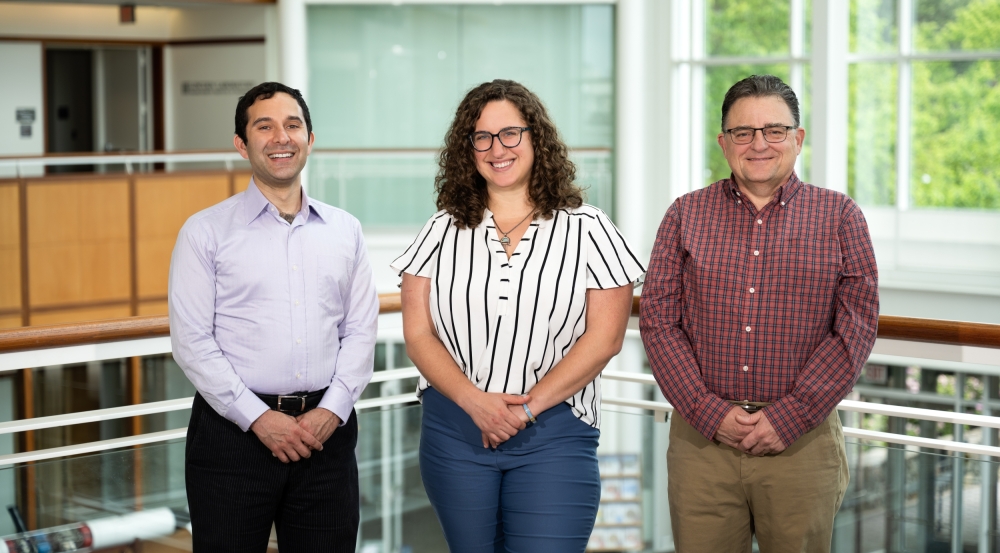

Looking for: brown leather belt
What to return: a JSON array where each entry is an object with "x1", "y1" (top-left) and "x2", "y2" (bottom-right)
[
  {"x1": 728, "y1": 400, "x2": 772, "y2": 414},
  {"x1": 255, "y1": 387, "x2": 327, "y2": 415}
]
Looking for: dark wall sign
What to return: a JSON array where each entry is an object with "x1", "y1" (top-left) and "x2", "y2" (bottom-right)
[{"x1": 16, "y1": 107, "x2": 36, "y2": 139}]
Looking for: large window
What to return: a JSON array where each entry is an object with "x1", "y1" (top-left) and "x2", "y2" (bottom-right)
[
  {"x1": 696, "y1": 0, "x2": 811, "y2": 188},
  {"x1": 667, "y1": 0, "x2": 1000, "y2": 313},
  {"x1": 674, "y1": 0, "x2": 812, "y2": 186},
  {"x1": 849, "y1": 0, "x2": 1000, "y2": 209},
  {"x1": 305, "y1": 5, "x2": 615, "y2": 227}
]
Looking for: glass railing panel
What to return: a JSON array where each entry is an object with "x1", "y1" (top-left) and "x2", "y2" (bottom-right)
[
  {"x1": 836, "y1": 438, "x2": 1000, "y2": 552},
  {"x1": 356, "y1": 403, "x2": 445, "y2": 553},
  {"x1": 2, "y1": 391, "x2": 999, "y2": 552},
  {"x1": 0, "y1": 439, "x2": 188, "y2": 535},
  {"x1": 593, "y1": 406, "x2": 671, "y2": 552}
]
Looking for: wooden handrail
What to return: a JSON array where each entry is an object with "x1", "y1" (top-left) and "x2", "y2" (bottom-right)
[
  {"x1": 876, "y1": 315, "x2": 1000, "y2": 349},
  {"x1": 0, "y1": 293, "x2": 403, "y2": 354},
  {"x1": 631, "y1": 297, "x2": 1000, "y2": 347},
  {"x1": 1, "y1": 294, "x2": 998, "y2": 354}
]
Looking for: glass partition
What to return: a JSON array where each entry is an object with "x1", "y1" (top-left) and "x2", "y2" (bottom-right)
[{"x1": 306, "y1": 4, "x2": 615, "y2": 227}]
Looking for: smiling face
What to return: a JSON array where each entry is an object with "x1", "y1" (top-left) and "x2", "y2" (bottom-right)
[
  {"x1": 717, "y1": 95, "x2": 805, "y2": 194},
  {"x1": 473, "y1": 100, "x2": 534, "y2": 197},
  {"x1": 234, "y1": 92, "x2": 314, "y2": 189}
]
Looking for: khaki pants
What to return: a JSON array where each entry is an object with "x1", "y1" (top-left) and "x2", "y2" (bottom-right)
[{"x1": 667, "y1": 411, "x2": 849, "y2": 553}]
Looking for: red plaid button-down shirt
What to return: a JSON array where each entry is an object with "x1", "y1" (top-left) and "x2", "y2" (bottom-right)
[{"x1": 639, "y1": 173, "x2": 879, "y2": 446}]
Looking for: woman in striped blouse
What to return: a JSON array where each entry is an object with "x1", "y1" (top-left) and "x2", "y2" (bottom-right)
[{"x1": 392, "y1": 79, "x2": 645, "y2": 553}]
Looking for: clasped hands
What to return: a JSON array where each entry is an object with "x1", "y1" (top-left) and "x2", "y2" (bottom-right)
[
  {"x1": 250, "y1": 407, "x2": 341, "y2": 463},
  {"x1": 713, "y1": 407, "x2": 787, "y2": 456},
  {"x1": 459, "y1": 390, "x2": 532, "y2": 449}
]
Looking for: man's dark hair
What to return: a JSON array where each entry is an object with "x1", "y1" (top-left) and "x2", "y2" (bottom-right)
[
  {"x1": 721, "y1": 74, "x2": 800, "y2": 131},
  {"x1": 234, "y1": 82, "x2": 312, "y2": 144}
]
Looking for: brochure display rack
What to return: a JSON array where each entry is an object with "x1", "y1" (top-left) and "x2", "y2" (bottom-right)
[{"x1": 586, "y1": 453, "x2": 643, "y2": 551}]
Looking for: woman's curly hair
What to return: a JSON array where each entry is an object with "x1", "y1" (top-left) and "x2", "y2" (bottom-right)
[{"x1": 435, "y1": 79, "x2": 583, "y2": 229}]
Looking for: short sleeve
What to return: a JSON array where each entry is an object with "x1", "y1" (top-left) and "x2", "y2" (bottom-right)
[
  {"x1": 584, "y1": 207, "x2": 647, "y2": 289},
  {"x1": 390, "y1": 210, "x2": 449, "y2": 278}
]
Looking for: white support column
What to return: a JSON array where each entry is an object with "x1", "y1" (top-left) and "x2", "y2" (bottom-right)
[
  {"x1": 668, "y1": 0, "x2": 693, "y2": 204},
  {"x1": 896, "y1": 0, "x2": 913, "y2": 211},
  {"x1": 615, "y1": 0, "x2": 646, "y2": 249},
  {"x1": 279, "y1": 0, "x2": 309, "y2": 191},
  {"x1": 279, "y1": 0, "x2": 308, "y2": 94},
  {"x1": 789, "y1": 0, "x2": 805, "y2": 177},
  {"x1": 810, "y1": 0, "x2": 848, "y2": 192}
]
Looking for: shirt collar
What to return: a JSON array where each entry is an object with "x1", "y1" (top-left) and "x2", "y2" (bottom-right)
[
  {"x1": 726, "y1": 171, "x2": 803, "y2": 206},
  {"x1": 482, "y1": 207, "x2": 548, "y2": 230},
  {"x1": 242, "y1": 177, "x2": 325, "y2": 225}
]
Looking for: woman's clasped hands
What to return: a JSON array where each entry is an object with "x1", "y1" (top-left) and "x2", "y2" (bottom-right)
[{"x1": 459, "y1": 389, "x2": 532, "y2": 448}]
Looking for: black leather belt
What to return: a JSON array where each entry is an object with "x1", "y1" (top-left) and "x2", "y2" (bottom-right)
[{"x1": 255, "y1": 387, "x2": 327, "y2": 415}]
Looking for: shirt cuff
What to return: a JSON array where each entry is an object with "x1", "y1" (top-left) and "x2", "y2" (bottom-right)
[
  {"x1": 689, "y1": 394, "x2": 733, "y2": 441},
  {"x1": 318, "y1": 386, "x2": 355, "y2": 427},
  {"x1": 763, "y1": 397, "x2": 810, "y2": 446},
  {"x1": 226, "y1": 387, "x2": 271, "y2": 432}
]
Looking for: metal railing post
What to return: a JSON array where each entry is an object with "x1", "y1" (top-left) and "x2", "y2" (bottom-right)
[
  {"x1": 952, "y1": 372, "x2": 966, "y2": 552},
  {"x1": 887, "y1": 365, "x2": 908, "y2": 552},
  {"x1": 980, "y1": 375, "x2": 998, "y2": 553}
]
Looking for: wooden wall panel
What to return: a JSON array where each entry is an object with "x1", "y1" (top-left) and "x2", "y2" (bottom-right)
[
  {"x1": 30, "y1": 305, "x2": 131, "y2": 327},
  {"x1": 0, "y1": 315, "x2": 21, "y2": 329},
  {"x1": 233, "y1": 171, "x2": 253, "y2": 193},
  {"x1": 0, "y1": 185, "x2": 20, "y2": 311},
  {"x1": 137, "y1": 300, "x2": 168, "y2": 316},
  {"x1": 27, "y1": 179, "x2": 131, "y2": 308},
  {"x1": 134, "y1": 175, "x2": 230, "y2": 299}
]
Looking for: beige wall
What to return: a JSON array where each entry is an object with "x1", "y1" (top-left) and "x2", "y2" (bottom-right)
[
  {"x1": 0, "y1": 42, "x2": 44, "y2": 161},
  {"x1": 0, "y1": 3, "x2": 270, "y2": 41},
  {"x1": 164, "y1": 43, "x2": 268, "y2": 151}
]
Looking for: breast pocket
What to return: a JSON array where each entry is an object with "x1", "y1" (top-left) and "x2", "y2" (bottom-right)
[
  {"x1": 774, "y1": 237, "x2": 841, "y2": 315},
  {"x1": 317, "y1": 253, "x2": 355, "y2": 317}
]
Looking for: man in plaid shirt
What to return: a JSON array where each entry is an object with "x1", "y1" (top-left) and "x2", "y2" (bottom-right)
[{"x1": 640, "y1": 75, "x2": 879, "y2": 552}]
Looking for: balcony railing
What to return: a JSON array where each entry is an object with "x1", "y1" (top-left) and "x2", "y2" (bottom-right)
[{"x1": 1, "y1": 295, "x2": 999, "y2": 552}]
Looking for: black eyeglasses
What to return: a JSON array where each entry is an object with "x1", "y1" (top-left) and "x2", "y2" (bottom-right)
[
  {"x1": 469, "y1": 127, "x2": 531, "y2": 152},
  {"x1": 724, "y1": 126, "x2": 796, "y2": 145}
]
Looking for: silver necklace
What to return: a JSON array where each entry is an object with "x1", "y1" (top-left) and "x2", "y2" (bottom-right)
[{"x1": 494, "y1": 211, "x2": 534, "y2": 248}]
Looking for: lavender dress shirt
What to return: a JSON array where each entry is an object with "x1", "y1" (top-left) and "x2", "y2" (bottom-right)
[{"x1": 168, "y1": 179, "x2": 379, "y2": 431}]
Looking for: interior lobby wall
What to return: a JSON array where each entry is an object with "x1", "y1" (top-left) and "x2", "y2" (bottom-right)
[
  {"x1": 163, "y1": 43, "x2": 268, "y2": 152},
  {"x1": 0, "y1": 41, "x2": 44, "y2": 159}
]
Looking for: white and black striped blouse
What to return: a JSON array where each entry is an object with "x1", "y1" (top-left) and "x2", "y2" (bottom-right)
[{"x1": 390, "y1": 205, "x2": 646, "y2": 428}]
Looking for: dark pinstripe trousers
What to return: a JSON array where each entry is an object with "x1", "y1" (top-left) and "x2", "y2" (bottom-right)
[{"x1": 186, "y1": 393, "x2": 360, "y2": 553}]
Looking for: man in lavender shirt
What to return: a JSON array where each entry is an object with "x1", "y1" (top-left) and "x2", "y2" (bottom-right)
[{"x1": 168, "y1": 82, "x2": 379, "y2": 552}]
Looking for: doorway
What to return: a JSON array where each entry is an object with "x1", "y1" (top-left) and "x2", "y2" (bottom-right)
[{"x1": 45, "y1": 45, "x2": 156, "y2": 172}]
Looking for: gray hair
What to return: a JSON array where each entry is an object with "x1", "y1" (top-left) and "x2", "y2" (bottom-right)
[{"x1": 720, "y1": 75, "x2": 800, "y2": 131}]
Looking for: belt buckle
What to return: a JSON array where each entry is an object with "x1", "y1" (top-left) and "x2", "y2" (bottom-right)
[
  {"x1": 277, "y1": 395, "x2": 306, "y2": 413},
  {"x1": 740, "y1": 403, "x2": 761, "y2": 414}
]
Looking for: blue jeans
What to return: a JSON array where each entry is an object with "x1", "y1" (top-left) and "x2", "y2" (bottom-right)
[{"x1": 419, "y1": 387, "x2": 601, "y2": 553}]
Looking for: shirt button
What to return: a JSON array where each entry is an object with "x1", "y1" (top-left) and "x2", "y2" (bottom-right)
[
  {"x1": 743, "y1": 366, "x2": 749, "y2": 372},
  {"x1": 754, "y1": 250, "x2": 760, "y2": 256},
  {"x1": 737, "y1": 200, "x2": 741, "y2": 204},
  {"x1": 296, "y1": 372, "x2": 301, "y2": 379},
  {"x1": 735, "y1": 191, "x2": 741, "y2": 196},
  {"x1": 745, "y1": 326, "x2": 751, "y2": 332},
  {"x1": 749, "y1": 288, "x2": 755, "y2": 293},
  {"x1": 781, "y1": 201, "x2": 786, "y2": 206},
  {"x1": 756, "y1": 219, "x2": 763, "y2": 225},
  {"x1": 295, "y1": 301, "x2": 300, "y2": 306},
  {"x1": 296, "y1": 338, "x2": 302, "y2": 344},
  {"x1": 292, "y1": 265, "x2": 298, "y2": 271}
]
